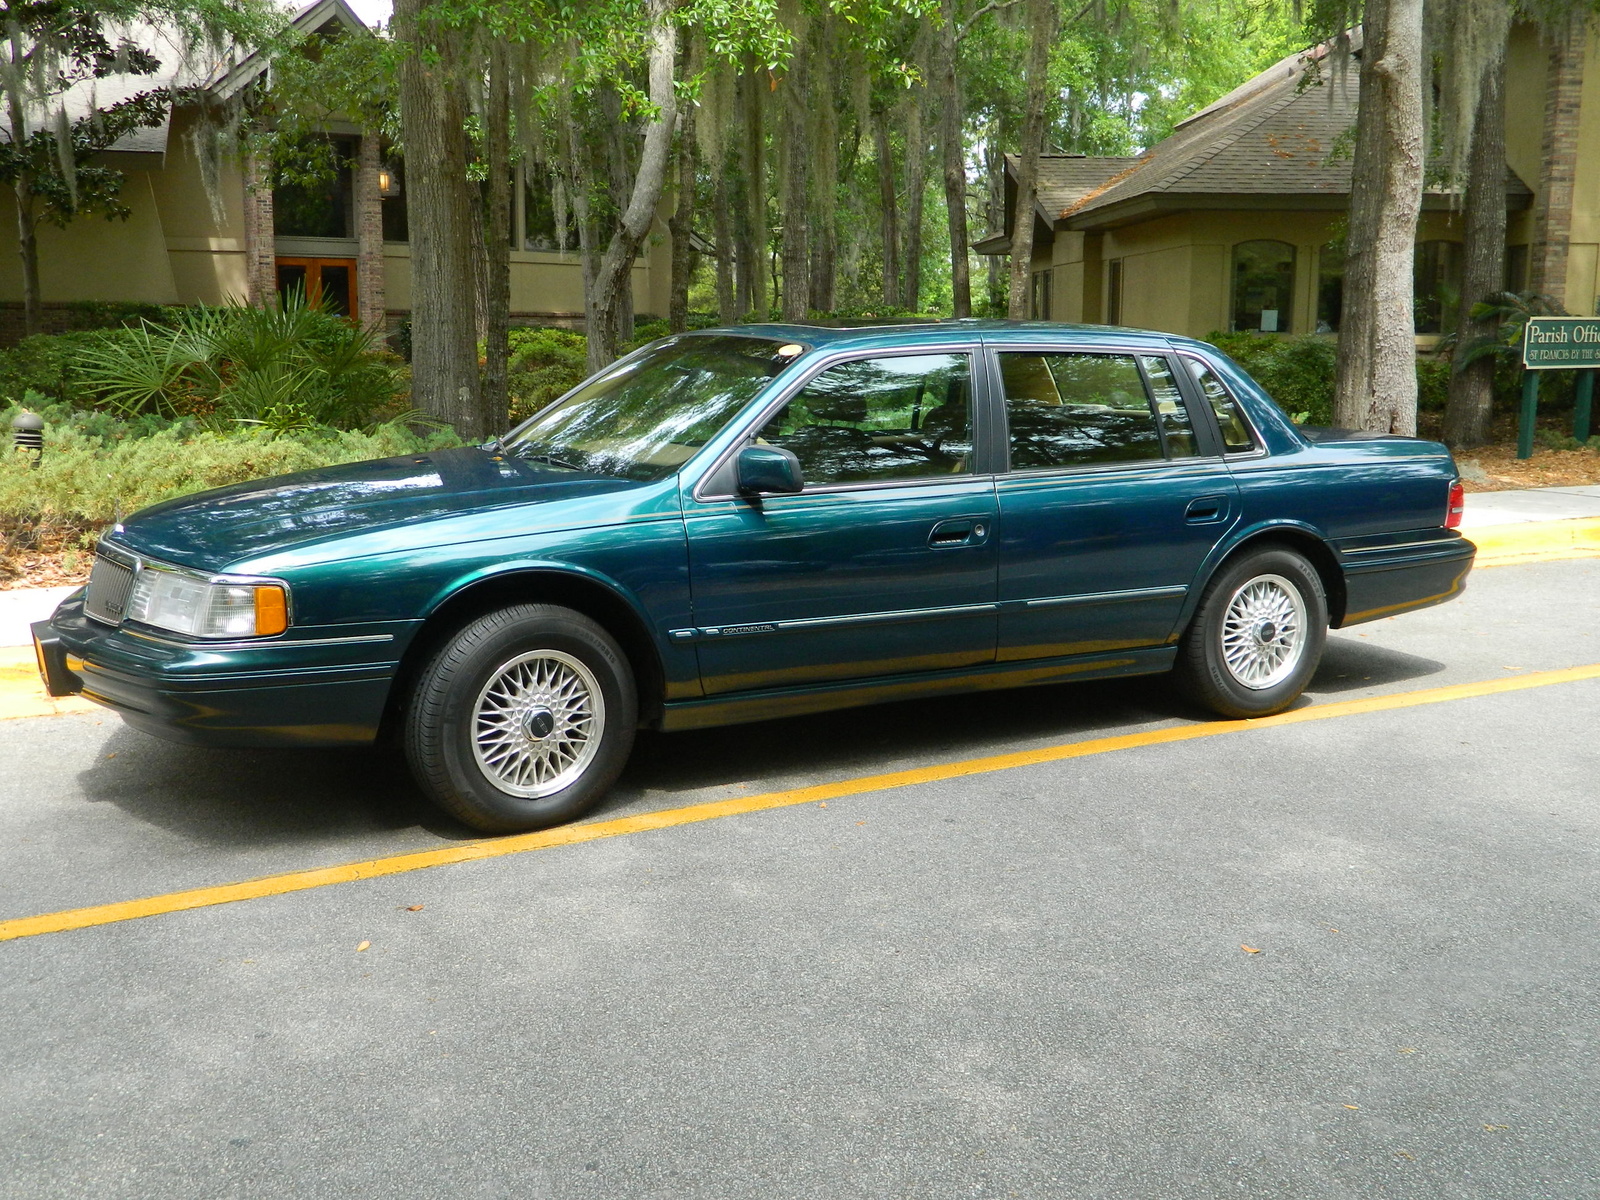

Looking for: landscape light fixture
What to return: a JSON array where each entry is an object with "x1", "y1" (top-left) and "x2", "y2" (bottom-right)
[{"x1": 10, "y1": 410, "x2": 42, "y2": 467}]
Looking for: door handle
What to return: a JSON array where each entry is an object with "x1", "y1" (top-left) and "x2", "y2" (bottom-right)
[
  {"x1": 1185, "y1": 496, "x2": 1229, "y2": 524},
  {"x1": 929, "y1": 518, "x2": 989, "y2": 547}
]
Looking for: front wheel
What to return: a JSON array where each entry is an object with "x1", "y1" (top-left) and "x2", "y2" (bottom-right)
[
  {"x1": 1174, "y1": 547, "x2": 1327, "y2": 719},
  {"x1": 405, "y1": 604, "x2": 637, "y2": 833}
]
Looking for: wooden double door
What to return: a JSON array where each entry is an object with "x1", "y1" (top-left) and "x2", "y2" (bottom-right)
[{"x1": 275, "y1": 257, "x2": 356, "y2": 316}]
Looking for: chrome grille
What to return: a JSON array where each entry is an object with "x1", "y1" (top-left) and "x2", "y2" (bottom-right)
[{"x1": 84, "y1": 552, "x2": 136, "y2": 626}]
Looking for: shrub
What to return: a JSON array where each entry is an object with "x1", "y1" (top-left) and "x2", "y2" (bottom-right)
[
  {"x1": 70, "y1": 294, "x2": 407, "y2": 427},
  {"x1": 1206, "y1": 332, "x2": 1337, "y2": 425},
  {"x1": 0, "y1": 331, "x2": 108, "y2": 408},
  {"x1": 507, "y1": 327, "x2": 589, "y2": 423},
  {"x1": 0, "y1": 404, "x2": 460, "y2": 537}
]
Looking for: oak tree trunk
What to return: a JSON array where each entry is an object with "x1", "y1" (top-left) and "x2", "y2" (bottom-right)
[
  {"x1": 1444, "y1": 53, "x2": 1506, "y2": 451},
  {"x1": 483, "y1": 42, "x2": 512, "y2": 429},
  {"x1": 937, "y1": 0, "x2": 970, "y2": 319},
  {"x1": 1006, "y1": 0, "x2": 1054, "y2": 319},
  {"x1": 807, "y1": 14, "x2": 838, "y2": 313},
  {"x1": 394, "y1": 0, "x2": 484, "y2": 436},
  {"x1": 778, "y1": 30, "x2": 810, "y2": 321},
  {"x1": 738, "y1": 59, "x2": 767, "y2": 319},
  {"x1": 903, "y1": 85, "x2": 927, "y2": 312},
  {"x1": 587, "y1": 0, "x2": 677, "y2": 370},
  {"x1": 668, "y1": 48, "x2": 699, "y2": 334},
  {"x1": 874, "y1": 106, "x2": 900, "y2": 308},
  {"x1": 1333, "y1": 0, "x2": 1424, "y2": 435}
]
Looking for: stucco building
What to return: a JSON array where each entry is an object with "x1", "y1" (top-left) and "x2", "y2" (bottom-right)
[
  {"x1": 980, "y1": 23, "x2": 1593, "y2": 343},
  {"x1": 0, "y1": 0, "x2": 673, "y2": 341}
]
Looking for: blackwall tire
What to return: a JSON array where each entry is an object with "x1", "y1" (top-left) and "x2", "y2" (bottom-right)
[
  {"x1": 1174, "y1": 547, "x2": 1327, "y2": 719},
  {"x1": 404, "y1": 604, "x2": 637, "y2": 834}
]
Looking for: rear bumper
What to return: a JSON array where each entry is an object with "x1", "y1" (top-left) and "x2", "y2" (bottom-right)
[
  {"x1": 34, "y1": 593, "x2": 411, "y2": 747},
  {"x1": 1337, "y1": 532, "x2": 1476, "y2": 626}
]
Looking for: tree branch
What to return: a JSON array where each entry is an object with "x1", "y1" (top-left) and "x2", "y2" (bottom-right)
[{"x1": 957, "y1": 0, "x2": 1021, "y2": 42}]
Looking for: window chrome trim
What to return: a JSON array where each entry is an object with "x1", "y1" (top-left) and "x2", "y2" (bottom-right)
[
  {"x1": 690, "y1": 342, "x2": 984, "y2": 503},
  {"x1": 90, "y1": 539, "x2": 295, "y2": 635}
]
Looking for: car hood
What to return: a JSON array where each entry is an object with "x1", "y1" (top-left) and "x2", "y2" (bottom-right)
[{"x1": 109, "y1": 446, "x2": 653, "y2": 572}]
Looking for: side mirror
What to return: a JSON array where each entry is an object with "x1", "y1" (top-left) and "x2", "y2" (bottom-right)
[{"x1": 736, "y1": 445, "x2": 804, "y2": 495}]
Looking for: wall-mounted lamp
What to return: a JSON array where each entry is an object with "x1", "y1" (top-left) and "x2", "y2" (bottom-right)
[
  {"x1": 11, "y1": 411, "x2": 43, "y2": 467},
  {"x1": 377, "y1": 163, "x2": 401, "y2": 198}
]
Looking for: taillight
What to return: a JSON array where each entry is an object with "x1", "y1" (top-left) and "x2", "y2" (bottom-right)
[{"x1": 1445, "y1": 479, "x2": 1465, "y2": 529}]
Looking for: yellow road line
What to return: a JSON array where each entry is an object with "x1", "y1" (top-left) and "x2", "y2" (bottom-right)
[
  {"x1": 5, "y1": 660, "x2": 1599, "y2": 945},
  {"x1": 1471, "y1": 516, "x2": 1600, "y2": 567}
]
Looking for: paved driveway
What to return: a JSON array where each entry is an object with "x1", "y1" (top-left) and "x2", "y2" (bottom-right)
[{"x1": 2, "y1": 558, "x2": 1598, "y2": 1199}]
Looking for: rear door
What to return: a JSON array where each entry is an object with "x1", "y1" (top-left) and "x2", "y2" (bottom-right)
[
  {"x1": 989, "y1": 343, "x2": 1241, "y2": 662},
  {"x1": 683, "y1": 348, "x2": 1000, "y2": 695}
]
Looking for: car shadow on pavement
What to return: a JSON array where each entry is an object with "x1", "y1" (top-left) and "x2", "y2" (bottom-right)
[
  {"x1": 610, "y1": 673, "x2": 1191, "y2": 807},
  {"x1": 74, "y1": 729, "x2": 476, "y2": 846},
  {"x1": 1306, "y1": 635, "x2": 1446, "y2": 695},
  {"x1": 69, "y1": 635, "x2": 1446, "y2": 846}
]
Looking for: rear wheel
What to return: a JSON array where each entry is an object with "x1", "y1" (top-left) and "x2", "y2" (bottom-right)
[
  {"x1": 1174, "y1": 546, "x2": 1327, "y2": 718},
  {"x1": 405, "y1": 604, "x2": 636, "y2": 833}
]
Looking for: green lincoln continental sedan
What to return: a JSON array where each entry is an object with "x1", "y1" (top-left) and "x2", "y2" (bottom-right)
[{"x1": 34, "y1": 321, "x2": 1475, "y2": 833}]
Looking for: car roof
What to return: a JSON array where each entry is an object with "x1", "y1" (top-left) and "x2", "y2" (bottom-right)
[{"x1": 693, "y1": 319, "x2": 1185, "y2": 354}]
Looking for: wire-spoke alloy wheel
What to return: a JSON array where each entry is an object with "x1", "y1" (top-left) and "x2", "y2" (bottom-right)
[
  {"x1": 1174, "y1": 546, "x2": 1327, "y2": 719},
  {"x1": 472, "y1": 650, "x2": 605, "y2": 798},
  {"x1": 405, "y1": 604, "x2": 636, "y2": 834},
  {"x1": 1218, "y1": 573, "x2": 1307, "y2": 690}
]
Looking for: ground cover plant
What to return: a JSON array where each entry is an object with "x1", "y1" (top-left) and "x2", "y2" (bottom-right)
[{"x1": 0, "y1": 403, "x2": 459, "y2": 585}]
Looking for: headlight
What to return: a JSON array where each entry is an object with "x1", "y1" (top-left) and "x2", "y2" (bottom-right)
[{"x1": 126, "y1": 569, "x2": 290, "y2": 638}]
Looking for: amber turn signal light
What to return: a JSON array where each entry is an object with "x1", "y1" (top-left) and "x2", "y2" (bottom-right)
[{"x1": 254, "y1": 586, "x2": 289, "y2": 635}]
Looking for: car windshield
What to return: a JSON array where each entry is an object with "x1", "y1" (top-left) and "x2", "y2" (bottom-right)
[{"x1": 499, "y1": 334, "x2": 799, "y2": 481}]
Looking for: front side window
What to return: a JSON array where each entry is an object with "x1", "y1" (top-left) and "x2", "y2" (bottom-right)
[
  {"x1": 501, "y1": 334, "x2": 795, "y2": 481},
  {"x1": 1184, "y1": 359, "x2": 1257, "y2": 453},
  {"x1": 756, "y1": 353, "x2": 973, "y2": 486},
  {"x1": 1232, "y1": 240, "x2": 1295, "y2": 333},
  {"x1": 998, "y1": 352, "x2": 1195, "y2": 469}
]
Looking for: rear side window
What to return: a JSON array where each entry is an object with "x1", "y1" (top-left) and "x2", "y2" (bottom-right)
[
  {"x1": 1185, "y1": 359, "x2": 1257, "y2": 453},
  {"x1": 998, "y1": 351, "x2": 1195, "y2": 469}
]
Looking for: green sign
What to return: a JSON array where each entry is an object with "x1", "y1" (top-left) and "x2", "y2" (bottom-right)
[{"x1": 1523, "y1": 316, "x2": 1600, "y2": 369}]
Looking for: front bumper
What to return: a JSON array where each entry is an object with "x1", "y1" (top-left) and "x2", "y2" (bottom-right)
[{"x1": 34, "y1": 592, "x2": 416, "y2": 748}]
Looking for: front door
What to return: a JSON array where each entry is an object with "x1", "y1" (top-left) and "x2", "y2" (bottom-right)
[
  {"x1": 685, "y1": 350, "x2": 999, "y2": 695},
  {"x1": 991, "y1": 348, "x2": 1240, "y2": 661}
]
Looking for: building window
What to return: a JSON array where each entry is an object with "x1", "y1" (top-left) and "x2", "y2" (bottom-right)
[
  {"x1": 1232, "y1": 240, "x2": 1295, "y2": 333},
  {"x1": 1504, "y1": 244, "x2": 1529, "y2": 295},
  {"x1": 1414, "y1": 240, "x2": 1463, "y2": 335},
  {"x1": 273, "y1": 136, "x2": 357, "y2": 239},
  {"x1": 1106, "y1": 258, "x2": 1124, "y2": 325},
  {"x1": 1030, "y1": 270, "x2": 1053, "y2": 320},
  {"x1": 381, "y1": 160, "x2": 407, "y2": 243},
  {"x1": 524, "y1": 170, "x2": 578, "y2": 252},
  {"x1": 1316, "y1": 241, "x2": 1344, "y2": 333}
]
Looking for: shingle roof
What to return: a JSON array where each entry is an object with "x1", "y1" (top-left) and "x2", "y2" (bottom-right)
[{"x1": 1053, "y1": 30, "x2": 1530, "y2": 228}]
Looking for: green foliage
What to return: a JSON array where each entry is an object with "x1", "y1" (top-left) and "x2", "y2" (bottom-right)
[
  {"x1": 70, "y1": 294, "x2": 408, "y2": 427},
  {"x1": 1415, "y1": 357, "x2": 1451, "y2": 412},
  {"x1": 1207, "y1": 331, "x2": 1467, "y2": 424},
  {"x1": 506, "y1": 327, "x2": 590, "y2": 423},
  {"x1": 0, "y1": 403, "x2": 459, "y2": 532},
  {"x1": 1205, "y1": 332, "x2": 1338, "y2": 426}
]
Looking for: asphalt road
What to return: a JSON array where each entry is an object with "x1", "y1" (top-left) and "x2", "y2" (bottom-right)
[{"x1": 2, "y1": 557, "x2": 1598, "y2": 1199}]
